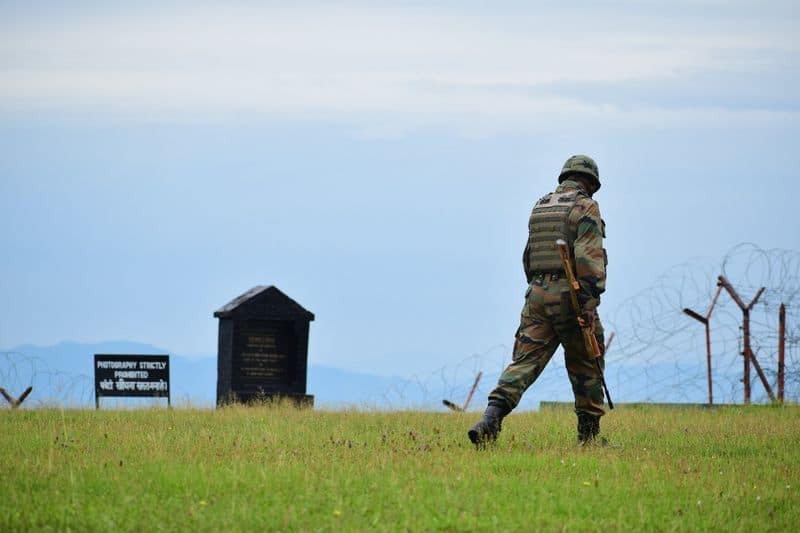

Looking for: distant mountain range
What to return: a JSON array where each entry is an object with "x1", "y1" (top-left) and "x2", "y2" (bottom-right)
[{"x1": 0, "y1": 341, "x2": 759, "y2": 409}]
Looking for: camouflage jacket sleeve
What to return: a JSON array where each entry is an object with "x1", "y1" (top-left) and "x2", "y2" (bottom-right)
[{"x1": 569, "y1": 196, "x2": 606, "y2": 309}]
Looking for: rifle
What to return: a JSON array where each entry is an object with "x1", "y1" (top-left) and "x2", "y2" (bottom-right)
[{"x1": 556, "y1": 239, "x2": 614, "y2": 410}]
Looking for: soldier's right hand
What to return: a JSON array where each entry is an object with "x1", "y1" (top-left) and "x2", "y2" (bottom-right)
[{"x1": 577, "y1": 308, "x2": 596, "y2": 329}]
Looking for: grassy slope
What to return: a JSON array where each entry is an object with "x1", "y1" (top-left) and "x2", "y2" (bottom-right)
[{"x1": 1, "y1": 405, "x2": 798, "y2": 531}]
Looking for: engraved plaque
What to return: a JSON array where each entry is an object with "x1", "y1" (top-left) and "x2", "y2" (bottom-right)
[{"x1": 232, "y1": 320, "x2": 295, "y2": 385}]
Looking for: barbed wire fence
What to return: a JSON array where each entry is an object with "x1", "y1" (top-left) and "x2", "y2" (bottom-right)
[
  {"x1": 606, "y1": 242, "x2": 799, "y2": 405},
  {"x1": 2, "y1": 243, "x2": 798, "y2": 410},
  {"x1": 368, "y1": 243, "x2": 800, "y2": 410},
  {"x1": 0, "y1": 351, "x2": 94, "y2": 408}
]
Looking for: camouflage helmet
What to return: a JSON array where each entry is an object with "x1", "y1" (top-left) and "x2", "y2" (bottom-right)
[{"x1": 558, "y1": 154, "x2": 600, "y2": 190}]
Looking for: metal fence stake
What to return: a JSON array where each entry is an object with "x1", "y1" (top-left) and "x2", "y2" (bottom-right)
[
  {"x1": 718, "y1": 276, "x2": 774, "y2": 403},
  {"x1": 683, "y1": 285, "x2": 723, "y2": 405},
  {"x1": 0, "y1": 386, "x2": 32, "y2": 409},
  {"x1": 778, "y1": 303, "x2": 786, "y2": 403}
]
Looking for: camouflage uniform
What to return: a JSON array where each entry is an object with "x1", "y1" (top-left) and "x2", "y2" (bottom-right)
[
  {"x1": 469, "y1": 155, "x2": 608, "y2": 446},
  {"x1": 488, "y1": 177, "x2": 607, "y2": 417}
]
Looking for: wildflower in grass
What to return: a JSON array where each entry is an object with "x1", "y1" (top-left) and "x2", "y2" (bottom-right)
[{"x1": 333, "y1": 510, "x2": 342, "y2": 517}]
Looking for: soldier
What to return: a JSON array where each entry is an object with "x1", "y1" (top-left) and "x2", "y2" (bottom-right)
[{"x1": 469, "y1": 155, "x2": 608, "y2": 446}]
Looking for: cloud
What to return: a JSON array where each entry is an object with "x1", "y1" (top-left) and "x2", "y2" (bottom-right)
[{"x1": 0, "y1": 2, "x2": 797, "y2": 133}]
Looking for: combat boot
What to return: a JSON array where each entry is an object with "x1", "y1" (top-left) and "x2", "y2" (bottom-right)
[
  {"x1": 577, "y1": 412, "x2": 601, "y2": 445},
  {"x1": 468, "y1": 402, "x2": 510, "y2": 446}
]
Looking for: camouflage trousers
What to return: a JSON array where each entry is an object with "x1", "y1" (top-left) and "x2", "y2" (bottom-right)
[{"x1": 489, "y1": 274, "x2": 607, "y2": 417}]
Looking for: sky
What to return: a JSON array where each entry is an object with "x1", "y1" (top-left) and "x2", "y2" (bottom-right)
[{"x1": 1, "y1": 0, "x2": 798, "y2": 378}]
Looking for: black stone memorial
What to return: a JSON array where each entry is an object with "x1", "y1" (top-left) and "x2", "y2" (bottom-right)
[{"x1": 214, "y1": 286, "x2": 314, "y2": 406}]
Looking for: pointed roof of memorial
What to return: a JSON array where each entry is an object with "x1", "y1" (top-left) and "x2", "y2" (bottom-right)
[{"x1": 213, "y1": 285, "x2": 315, "y2": 320}]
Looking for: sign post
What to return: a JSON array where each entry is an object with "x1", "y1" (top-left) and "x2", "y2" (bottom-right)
[{"x1": 94, "y1": 354, "x2": 170, "y2": 409}]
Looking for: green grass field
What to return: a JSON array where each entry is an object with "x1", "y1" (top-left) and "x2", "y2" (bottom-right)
[{"x1": 1, "y1": 404, "x2": 798, "y2": 531}]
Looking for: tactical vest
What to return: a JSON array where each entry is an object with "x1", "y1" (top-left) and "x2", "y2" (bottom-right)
[{"x1": 526, "y1": 190, "x2": 581, "y2": 273}]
